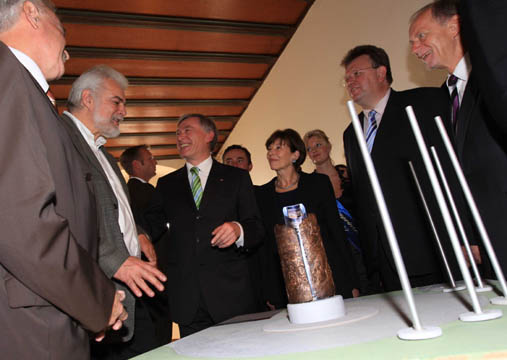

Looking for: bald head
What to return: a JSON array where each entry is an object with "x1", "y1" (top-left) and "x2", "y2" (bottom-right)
[{"x1": 0, "y1": 0, "x2": 68, "y2": 81}]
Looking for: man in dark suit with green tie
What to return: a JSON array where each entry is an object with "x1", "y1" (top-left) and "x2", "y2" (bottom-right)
[{"x1": 145, "y1": 114, "x2": 263, "y2": 337}]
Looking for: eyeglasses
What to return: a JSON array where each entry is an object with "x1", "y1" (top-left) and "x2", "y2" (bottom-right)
[{"x1": 342, "y1": 66, "x2": 378, "y2": 87}]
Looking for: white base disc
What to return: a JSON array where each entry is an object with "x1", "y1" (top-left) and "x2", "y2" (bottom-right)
[
  {"x1": 459, "y1": 308, "x2": 502, "y2": 322},
  {"x1": 263, "y1": 305, "x2": 378, "y2": 332},
  {"x1": 442, "y1": 285, "x2": 466, "y2": 293},
  {"x1": 490, "y1": 296, "x2": 507, "y2": 305},
  {"x1": 475, "y1": 285, "x2": 493, "y2": 292},
  {"x1": 397, "y1": 326, "x2": 442, "y2": 340},
  {"x1": 287, "y1": 295, "x2": 344, "y2": 324}
]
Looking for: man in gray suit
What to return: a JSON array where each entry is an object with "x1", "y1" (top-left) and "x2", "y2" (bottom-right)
[
  {"x1": 0, "y1": 1, "x2": 126, "y2": 359},
  {"x1": 60, "y1": 65, "x2": 167, "y2": 359}
]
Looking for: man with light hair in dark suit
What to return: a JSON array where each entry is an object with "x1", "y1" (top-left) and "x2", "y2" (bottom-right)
[{"x1": 0, "y1": 1, "x2": 126, "y2": 359}]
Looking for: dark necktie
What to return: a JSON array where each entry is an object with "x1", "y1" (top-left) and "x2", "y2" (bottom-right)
[{"x1": 447, "y1": 74, "x2": 459, "y2": 131}]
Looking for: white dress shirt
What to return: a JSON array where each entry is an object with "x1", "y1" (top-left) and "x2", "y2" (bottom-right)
[
  {"x1": 64, "y1": 111, "x2": 141, "y2": 257},
  {"x1": 447, "y1": 54, "x2": 471, "y2": 105},
  {"x1": 9, "y1": 47, "x2": 49, "y2": 92},
  {"x1": 186, "y1": 156, "x2": 245, "y2": 247},
  {"x1": 362, "y1": 88, "x2": 391, "y2": 137}
]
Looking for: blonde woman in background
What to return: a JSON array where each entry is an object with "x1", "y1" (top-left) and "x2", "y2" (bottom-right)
[{"x1": 304, "y1": 129, "x2": 369, "y2": 294}]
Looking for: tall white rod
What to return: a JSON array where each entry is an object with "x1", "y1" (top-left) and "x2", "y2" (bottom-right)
[
  {"x1": 430, "y1": 146, "x2": 484, "y2": 288},
  {"x1": 347, "y1": 100, "x2": 422, "y2": 330},
  {"x1": 405, "y1": 106, "x2": 482, "y2": 314},
  {"x1": 434, "y1": 116, "x2": 507, "y2": 297},
  {"x1": 408, "y1": 161, "x2": 457, "y2": 288}
]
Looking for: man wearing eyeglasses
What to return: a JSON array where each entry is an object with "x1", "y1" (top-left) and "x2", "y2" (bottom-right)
[{"x1": 341, "y1": 45, "x2": 461, "y2": 293}]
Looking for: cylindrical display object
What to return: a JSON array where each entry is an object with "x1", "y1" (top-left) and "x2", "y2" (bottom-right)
[{"x1": 274, "y1": 213, "x2": 335, "y2": 304}]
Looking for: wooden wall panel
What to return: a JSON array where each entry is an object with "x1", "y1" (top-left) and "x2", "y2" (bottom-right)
[
  {"x1": 63, "y1": 58, "x2": 270, "y2": 78},
  {"x1": 54, "y1": 0, "x2": 310, "y2": 25},
  {"x1": 106, "y1": 134, "x2": 226, "y2": 147},
  {"x1": 64, "y1": 24, "x2": 286, "y2": 54},
  {"x1": 119, "y1": 120, "x2": 235, "y2": 134},
  {"x1": 107, "y1": 146, "x2": 179, "y2": 159},
  {"x1": 125, "y1": 104, "x2": 245, "y2": 118},
  {"x1": 51, "y1": 84, "x2": 256, "y2": 100}
]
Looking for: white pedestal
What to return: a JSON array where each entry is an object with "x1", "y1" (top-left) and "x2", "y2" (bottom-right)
[{"x1": 287, "y1": 295, "x2": 345, "y2": 324}]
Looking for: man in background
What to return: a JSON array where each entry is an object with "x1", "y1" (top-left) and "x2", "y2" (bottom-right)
[
  {"x1": 0, "y1": 1, "x2": 125, "y2": 358},
  {"x1": 222, "y1": 144, "x2": 253, "y2": 172},
  {"x1": 120, "y1": 145, "x2": 173, "y2": 345}
]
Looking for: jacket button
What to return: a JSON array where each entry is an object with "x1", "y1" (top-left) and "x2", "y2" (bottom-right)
[{"x1": 196, "y1": 237, "x2": 200, "y2": 243}]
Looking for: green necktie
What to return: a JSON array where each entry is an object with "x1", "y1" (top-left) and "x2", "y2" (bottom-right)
[{"x1": 190, "y1": 167, "x2": 203, "y2": 209}]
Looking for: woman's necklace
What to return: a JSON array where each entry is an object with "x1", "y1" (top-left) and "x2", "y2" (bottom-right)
[{"x1": 276, "y1": 174, "x2": 300, "y2": 190}]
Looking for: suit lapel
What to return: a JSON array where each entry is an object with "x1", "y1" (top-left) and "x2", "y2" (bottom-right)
[
  {"x1": 177, "y1": 166, "x2": 198, "y2": 213},
  {"x1": 455, "y1": 73, "x2": 478, "y2": 156},
  {"x1": 61, "y1": 114, "x2": 114, "y2": 188},
  {"x1": 199, "y1": 160, "x2": 222, "y2": 213},
  {"x1": 370, "y1": 90, "x2": 398, "y2": 158}
]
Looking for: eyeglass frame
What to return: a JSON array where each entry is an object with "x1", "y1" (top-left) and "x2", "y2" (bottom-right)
[{"x1": 342, "y1": 65, "x2": 379, "y2": 87}]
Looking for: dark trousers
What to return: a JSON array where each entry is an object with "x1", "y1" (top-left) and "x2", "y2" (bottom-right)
[
  {"x1": 378, "y1": 247, "x2": 443, "y2": 292},
  {"x1": 91, "y1": 299, "x2": 161, "y2": 360},
  {"x1": 178, "y1": 295, "x2": 215, "y2": 338}
]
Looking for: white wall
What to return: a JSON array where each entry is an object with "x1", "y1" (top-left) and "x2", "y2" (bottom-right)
[{"x1": 219, "y1": 0, "x2": 447, "y2": 185}]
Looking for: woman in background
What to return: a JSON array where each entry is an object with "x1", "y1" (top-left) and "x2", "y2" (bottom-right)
[
  {"x1": 304, "y1": 129, "x2": 368, "y2": 294},
  {"x1": 256, "y1": 129, "x2": 358, "y2": 309}
]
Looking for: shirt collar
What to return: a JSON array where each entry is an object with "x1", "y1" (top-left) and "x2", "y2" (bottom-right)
[
  {"x1": 64, "y1": 110, "x2": 107, "y2": 149},
  {"x1": 130, "y1": 176, "x2": 147, "y2": 184},
  {"x1": 8, "y1": 46, "x2": 49, "y2": 93},
  {"x1": 186, "y1": 156, "x2": 213, "y2": 175},
  {"x1": 449, "y1": 54, "x2": 471, "y2": 82},
  {"x1": 362, "y1": 88, "x2": 391, "y2": 119}
]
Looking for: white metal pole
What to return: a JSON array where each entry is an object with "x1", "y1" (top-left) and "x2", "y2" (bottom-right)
[
  {"x1": 406, "y1": 107, "x2": 500, "y2": 321},
  {"x1": 347, "y1": 101, "x2": 441, "y2": 339},
  {"x1": 434, "y1": 116, "x2": 507, "y2": 305}
]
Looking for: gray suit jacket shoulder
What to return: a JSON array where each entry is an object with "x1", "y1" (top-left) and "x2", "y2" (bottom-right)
[{"x1": 60, "y1": 112, "x2": 136, "y2": 341}]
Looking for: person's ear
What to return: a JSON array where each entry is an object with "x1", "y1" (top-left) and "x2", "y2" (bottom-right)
[
  {"x1": 81, "y1": 89, "x2": 94, "y2": 110},
  {"x1": 23, "y1": 1, "x2": 41, "y2": 29},
  {"x1": 376, "y1": 65, "x2": 387, "y2": 82},
  {"x1": 447, "y1": 15, "x2": 461, "y2": 40}
]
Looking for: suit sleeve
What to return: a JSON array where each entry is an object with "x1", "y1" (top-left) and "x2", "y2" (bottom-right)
[
  {"x1": 144, "y1": 179, "x2": 172, "y2": 242},
  {"x1": 461, "y1": 0, "x2": 507, "y2": 139},
  {"x1": 235, "y1": 171, "x2": 264, "y2": 250},
  {"x1": 0, "y1": 64, "x2": 114, "y2": 332}
]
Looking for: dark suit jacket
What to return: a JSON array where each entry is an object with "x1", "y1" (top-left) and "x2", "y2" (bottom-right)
[
  {"x1": 127, "y1": 177, "x2": 173, "y2": 345},
  {"x1": 451, "y1": 73, "x2": 507, "y2": 278},
  {"x1": 59, "y1": 113, "x2": 136, "y2": 341},
  {"x1": 343, "y1": 88, "x2": 460, "y2": 289},
  {"x1": 128, "y1": 178, "x2": 156, "y2": 224},
  {"x1": 0, "y1": 42, "x2": 115, "y2": 359},
  {"x1": 145, "y1": 160, "x2": 263, "y2": 325},
  {"x1": 460, "y1": 0, "x2": 507, "y2": 139},
  {"x1": 255, "y1": 172, "x2": 359, "y2": 308}
]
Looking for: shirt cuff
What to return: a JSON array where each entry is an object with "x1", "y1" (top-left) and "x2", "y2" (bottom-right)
[{"x1": 233, "y1": 221, "x2": 244, "y2": 247}]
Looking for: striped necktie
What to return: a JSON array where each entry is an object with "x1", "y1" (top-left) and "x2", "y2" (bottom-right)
[
  {"x1": 190, "y1": 167, "x2": 203, "y2": 209},
  {"x1": 365, "y1": 110, "x2": 377, "y2": 153},
  {"x1": 447, "y1": 74, "x2": 459, "y2": 131}
]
